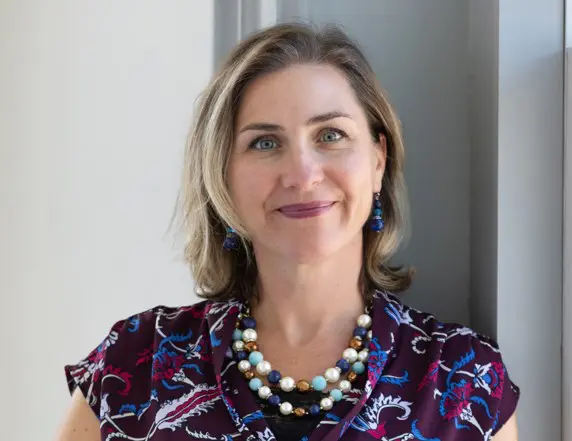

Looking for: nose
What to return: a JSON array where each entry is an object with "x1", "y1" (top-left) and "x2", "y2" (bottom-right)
[{"x1": 279, "y1": 143, "x2": 325, "y2": 192}]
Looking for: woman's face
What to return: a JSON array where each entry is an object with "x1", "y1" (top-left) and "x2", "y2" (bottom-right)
[{"x1": 228, "y1": 63, "x2": 386, "y2": 263}]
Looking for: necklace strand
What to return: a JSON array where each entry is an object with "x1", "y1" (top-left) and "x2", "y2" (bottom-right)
[{"x1": 232, "y1": 303, "x2": 373, "y2": 417}]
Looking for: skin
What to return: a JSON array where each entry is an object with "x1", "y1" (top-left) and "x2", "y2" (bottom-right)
[
  {"x1": 54, "y1": 388, "x2": 100, "y2": 441},
  {"x1": 54, "y1": 63, "x2": 517, "y2": 440}
]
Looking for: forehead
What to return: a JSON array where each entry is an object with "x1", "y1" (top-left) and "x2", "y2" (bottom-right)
[{"x1": 236, "y1": 64, "x2": 366, "y2": 126}]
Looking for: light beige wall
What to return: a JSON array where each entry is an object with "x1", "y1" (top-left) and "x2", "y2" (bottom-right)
[{"x1": 0, "y1": 1, "x2": 213, "y2": 438}]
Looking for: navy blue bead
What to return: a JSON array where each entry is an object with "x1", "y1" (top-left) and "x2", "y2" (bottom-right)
[
  {"x1": 223, "y1": 236, "x2": 238, "y2": 250},
  {"x1": 374, "y1": 200, "x2": 381, "y2": 208},
  {"x1": 336, "y1": 359, "x2": 351, "y2": 373},
  {"x1": 354, "y1": 326, "x2": 368, "y2": 338},
  {"x1": 235, "y1": 351, "x2": 248, "y2": 361},
  {"x1": 268, "y1": 395, "x2": 281, "y2": 407},
  {"x1": 241, "y1": 317, "x2": 257, "y2": 330},
  {"x1": 309, "y1": 404, "x2": 321, "y2": 416},
  {"x1": 267, "y1": 370, "x2": 282, "y2": 384},
  {"x1": 371, "y1": 219, "x2": 384, "y2": 232}
]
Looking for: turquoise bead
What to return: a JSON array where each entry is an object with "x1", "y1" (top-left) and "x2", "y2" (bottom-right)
[
  {"x1": 232, "y1": 329, "x2": 243, "y2": 341},
  {"x1": 249, "y1": 351, "x2": 263, "y2": 366},
  {"x1": 249, "y1": 378, "x2": 263, "y2": 391},
  {"x1": 330, "y1": 389, "x2": 343, "y2": 402},
  {"x1": 374, "y1": 208, "x2": 382, "y2": 215},
  {"x1": 312, "y1": 376, "x2": 327, "y2": 392},
  {"x1": 352, "y1": 361, "x2": 365, "y2": 374}
]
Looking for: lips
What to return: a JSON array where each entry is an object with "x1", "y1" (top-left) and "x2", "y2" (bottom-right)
[{"x1": 278, "y1": 201, "x2": 335, "y2": 219}]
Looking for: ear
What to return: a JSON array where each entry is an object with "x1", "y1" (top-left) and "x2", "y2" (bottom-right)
[{"x1": 373, "y1": 134, "x2": 387, "y2": 192}]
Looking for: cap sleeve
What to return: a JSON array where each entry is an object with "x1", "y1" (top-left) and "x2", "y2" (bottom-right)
[
  {"x1": 64, "y1": 311, "x2": 154, "y2": 420},
  {"x1": 472, "y1": 333, "x2": 520, "y2": 436},
  {"x1": 434, "y1": 326, "x2": 520, "y2": 439}
]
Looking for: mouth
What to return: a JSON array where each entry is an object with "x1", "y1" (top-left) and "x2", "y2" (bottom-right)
[{"x1": 277, "y1": 201, "x2": 335, "y2": 219}]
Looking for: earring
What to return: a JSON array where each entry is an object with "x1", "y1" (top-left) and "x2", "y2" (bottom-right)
[
  {"x1": 370, "y1": 192, "x2": 384, "y2": 232},
  {"x1": 223, "y1": 226, "x2": 239, "y2": 250}
]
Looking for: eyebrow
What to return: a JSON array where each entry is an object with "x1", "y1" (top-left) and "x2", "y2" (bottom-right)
[{"x1": 238, "y1": 111, "x2": 352, "y2": 133}]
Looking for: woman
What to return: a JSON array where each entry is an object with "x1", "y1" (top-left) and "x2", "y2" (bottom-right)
[{"x1": 57, "y1": 23, "x2": 519, "y2": 441}]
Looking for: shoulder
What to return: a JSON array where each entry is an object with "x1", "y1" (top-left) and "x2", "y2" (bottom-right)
[
  {"x1": 115, "y1": 300, "x2": 212, "y2": 337},
  {"x1": 64, "y1": 299, "x2": 224, "y2": 417},
  {"x1": 85, "y1": 298, "x2": 223, "y2": 357},
  {"x1": 88, "y1": 301, "x2": 213, "y2": 355},
  {"x1": 379, "y1": 292, "x2": 520, "y2": 436},
  {"x1": 380, "y1": 291, "x2": 508, "y2": 364}
]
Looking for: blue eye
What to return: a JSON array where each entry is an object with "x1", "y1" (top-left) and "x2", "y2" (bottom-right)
[
  {"x1": 320, "y1": 129, "x2": 345, "y2": 143},
  {"x1": 249, "y1": 138, "x2": 278, "y2": 151}
]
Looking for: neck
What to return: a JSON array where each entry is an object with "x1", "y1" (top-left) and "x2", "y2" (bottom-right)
[{"x1": 250, "y1": 236, "x2": 365, "y2": 347}]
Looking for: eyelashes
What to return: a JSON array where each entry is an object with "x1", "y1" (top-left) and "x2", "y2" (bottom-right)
[
  {"x1": 319, "y1": 128, "x2": 348, "y2": 143},
  {"x1": 248, "y1": 127, "x2": 350, "y2": 151},
  {"x1": 249, "y1": 137, "x2": 278, "y2": 151}
]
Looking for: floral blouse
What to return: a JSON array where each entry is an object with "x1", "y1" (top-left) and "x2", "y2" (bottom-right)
[{"x1": 65, "y1": 291, "x2": 519, "y2": 440}]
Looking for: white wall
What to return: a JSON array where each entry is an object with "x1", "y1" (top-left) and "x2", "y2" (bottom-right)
[
  {"x1": 299, "y1": 0, "x2": 472, "y2": 325},
  {"x1": 0, "y1": 1, "x2": 212, "y2": 439},
  {"x1": 497, "y1": 2, "x2": 564, "y2": 440}
]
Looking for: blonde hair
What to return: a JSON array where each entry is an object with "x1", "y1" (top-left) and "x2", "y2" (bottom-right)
[{"x1": 172, "y1": 22, "x2": 413, "y2": 302}]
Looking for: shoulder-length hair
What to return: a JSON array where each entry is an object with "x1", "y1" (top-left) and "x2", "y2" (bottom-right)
[{"x1": 172, "y1": 22, "x2": 413, "y2": 302}]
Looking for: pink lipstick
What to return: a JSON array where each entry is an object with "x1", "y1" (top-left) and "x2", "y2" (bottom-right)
[{"x1": 278, "y1": 201, "x2": 334, "y2": 219}]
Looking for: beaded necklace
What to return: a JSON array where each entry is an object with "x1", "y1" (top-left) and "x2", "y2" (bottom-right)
[{"x1": 232, "y1": 303, "x2": 373, "y2": 417}]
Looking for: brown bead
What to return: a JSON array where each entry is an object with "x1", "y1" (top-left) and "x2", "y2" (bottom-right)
[
  {"x1": 348, "y1": 371, "x2": 358, "y2": 382},
  {"x1": 349, "y1": 337, "x2": 363, "y2": 350},
  {"x1": 244, "y1": 371, "x2": 255, "y2": 380},
  {"x1": 296, "y1": 380, "x2": 311, "y2": 393},
  {"x1": 245, "y1": 342, "x2": 258, "y2": 352},
  {"x1": 294, "y1": 407, "x2": 307, "y2": 417}
]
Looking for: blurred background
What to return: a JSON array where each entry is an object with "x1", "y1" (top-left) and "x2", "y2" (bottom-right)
[{"x1": 0, "y1": 1, "x2": 567, "y2": 440}]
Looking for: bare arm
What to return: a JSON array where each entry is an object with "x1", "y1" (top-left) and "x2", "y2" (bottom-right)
[
  {"x1": 54, "y1": 388, "x2": 100, "y2": 441},
  {"x1": 493, "y1": 413, "x2": 518, "y2": 441}
]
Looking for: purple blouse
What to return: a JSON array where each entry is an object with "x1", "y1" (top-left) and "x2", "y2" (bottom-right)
[{"x1": 65, "y1": 291, "x2": 519, "y2": 440}]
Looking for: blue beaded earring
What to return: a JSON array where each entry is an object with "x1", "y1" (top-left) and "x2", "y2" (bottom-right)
[
  {"x1": 370, "y1": 192, "x2": 384, "y2": 232},
  {"x1": 223, "y1": 226, "x2": 239, "y2": 250}
]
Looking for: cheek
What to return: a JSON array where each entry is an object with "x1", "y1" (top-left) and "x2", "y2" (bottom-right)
[
  {"x1": 228, "y1": 160, "x2": 270, "y2": 215},
  {"x1": 335, "y1": 150, "x2": 377, "y2": 192},
  {"x1": 332, "y1": 151, "x2": 377, "y2": 224}
]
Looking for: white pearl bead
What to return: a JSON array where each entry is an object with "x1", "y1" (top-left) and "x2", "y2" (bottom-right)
[
  {"x1": 258, "y1": 386, "x2": 272, "y2": 399},
  {"x1": 242, "y1": 328, "x2": 258, "y2": 343},
  {"x1": 339, "y1": 380, "x2": 352, "y2": 393},
  {"x1": 343, "y1": 348, "x2": 358, "y2": 363},
  {"x1": 367, "y1": 330, "x2": 373, "y2": 340},
  {"x1": 324, "y1": 367, "x2": 340, "y2": 383},
  {"x1": 320, "y1": 397, "x2": 334, "y2": 411},
  {"x1": 232, "y1": 341, "x2": 245, "y2": 352},
  {"x1": 358, "y1": 349, "x2": 370, "y2": 363},
  {"x1": 256, "y1": 360, "x2": 272, "y2": 376},
  {"x1": 280, "y1": 402, "x2": 293, "y2": 415},
  {"x1": 357, "y1": 314, "x2": 373, "y2": 329},
  {"x1": 237, "y1": 360, "x2": 251, "y2": 373},
  {"x1": 279, "y1": 376, "x2": 296, "y2": 392}
]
